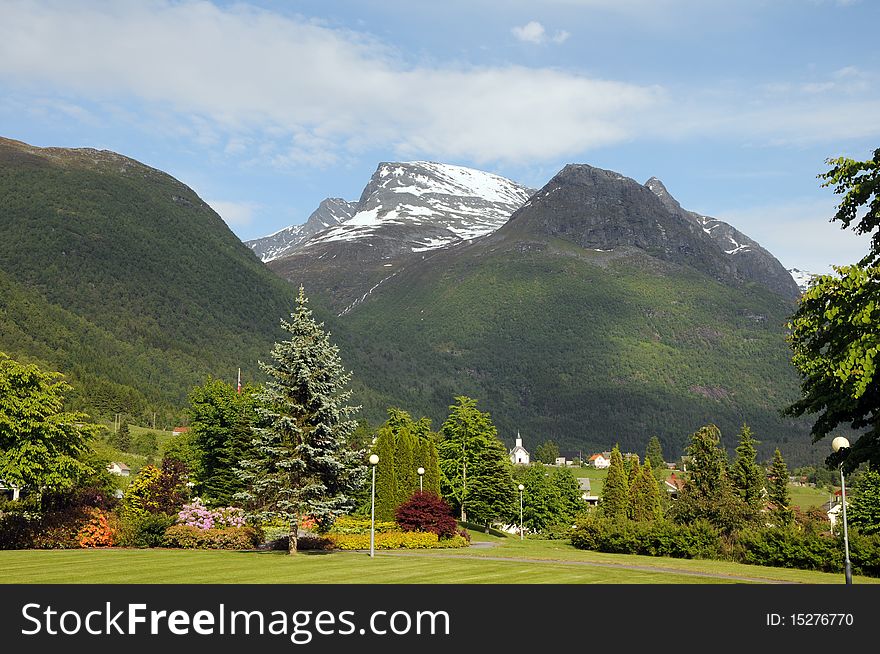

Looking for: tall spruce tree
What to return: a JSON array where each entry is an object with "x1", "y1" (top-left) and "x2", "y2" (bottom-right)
[
  {"x1": 416, "y1": 438, "x2": 441, "y2": 495},
  {"x1": 438, "y1": 396, "x2": 515, "y2": 525},
  {"x1": 601, "y1": 445, "x2": 629, "y2": 520},
  {"x1": 114, "y1": 421, "x2": 131, "y2": 452},
  {"x1": 730, "y1": 423, "x2": 765, "y2": 519},
  {"x1": 644, "y1": 436, "x2": 665, "y2": 475},
  {"x1": 768, "y1": 448, "x2": 793, "y2": 526},
  {"x1": 849, "y1": 467, "x2": 880, "y2": 535},
  {"x1": 394, "y1": 429, "x2": 417, "y2": 506},
  {"x1": 236, "y1": 288, "x2": 365, "y2": 554},
  {"x1": 630, "y1": 459, "x2": 664, "y2": 521},
  {"x1": 672, "y1": 424, "x2": 748, "y2": 533}
]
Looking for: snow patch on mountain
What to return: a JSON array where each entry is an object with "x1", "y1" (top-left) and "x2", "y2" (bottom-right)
[{"x1": 788, "y1": 268, "x2": 816, "y2": 293}]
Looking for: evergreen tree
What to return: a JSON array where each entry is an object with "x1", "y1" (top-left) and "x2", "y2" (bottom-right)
[
  {"x1": 394, "y1": 429, "x2": 417, "y2": 506},
  {"x1": 438, "y1": 396, "x2": 515, "y2": 526},
  {"x1": 114, "y1": 421, "x2": 131, "y2": 452},
  {"x1": 849, "y1": 466, "x2": 880, "y2": 535},
  {"x1": 768, "y1": 448, "x2": 793, "y2": 526},
  {"x1": 644, "y1": 436, "x2": 665, "y2": 475},
  {"x1": 236, "y1": 288, "x2": 366, "y2": 554},
  {"x1": 416, "y1": 438, "x2": 441, "y2": 495},
  {"x1": 373, "y1": 426, "x2": 398, "y2": 521},
  {"x1": 188, "y1": 378, "x2": 259, "y2": 506},
  {"x1": 601, "y1": 445, "x2": 629, "y2": 520},
  {"x1": 672, "y1": 424, "x2": 748, "y2": 533},
  {"x1": 730, "y1": 423, "x2": 765, "y2": 519},
  {"x1": 630, "y1": 459, "x2": 663, "y2": 521}
]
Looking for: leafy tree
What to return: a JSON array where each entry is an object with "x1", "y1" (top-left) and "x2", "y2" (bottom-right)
[
  {"x1": 550, "y1": 466, "x2": 585, "y2": 522},
  {"x1": 114, "y1": 421, "x2": 131, "y2": 452},
  {"x1": 671, "y1": 424, "x2": 748, "y2": 533},
  {"x1": 785, "y1": 148, "x2": 880, "y2": 471},
  {"x1": 188, "y1": 378, "x2": 259, "y2": 506},
  {"x1": 437, "y1": 396, "x2": 515, "y2": 526},
  {"x1": 768, "y1": 448, "x2": 793, "y2": 526},
  {"x1": 629, "y1": 459, "x2": 664, "y2": 522},
  {"x1": 535, "y1": 440, "x2": 561, "y2": 464},
  {"x1": 849, "y1": 467, "x2": 880, "y2": 535},
  {"x1": 0, "y1": 353, "x2": 99, "y2": 499},
  {"x1": 600, "y1": 445, "x2": 629, "y2": 520},
  {"x1": 515, "y1": 463, "x2": 562, "y2": 532},
  {"x1": 236, "y1": 288, "x2": 365, "y2": 554},
  {"x1": 131, "y1": 430, "x2": 159, "y2": 457},
  {"x1": 730, "y1": 423, "x2": 765, "y2": 518},
  {"x1": 644, "y1": 436, "x2": 665, "y2": 476}
]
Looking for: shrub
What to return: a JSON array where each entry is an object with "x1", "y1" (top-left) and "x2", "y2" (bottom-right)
[
  {"x1": 162, "y1": 524, "x2": 262, "y2": 550},
  {"x1": 330, "y1": 532, "x2": 469, "y2": 550},
  {"x1": 736, "y1": 526, "x2": 841, "y2": 572},
  {"x1": 118, "y1": 512, "x2": 176, "y2": 548},
  {"x1": 176, "y1": 498, "x2": 247, "y2": 530},
  {"x1": 395, "y1": 492, "x2": 458, "y2": 538},
  {"x1": 328, "y1": 516, "x2": 398, "y2": 535},
  {"x1": 570, "y1": 516, "x2": 721, "y2": 559},
  {"x1": 77, "y1": 508, "x2": 116, "y2": 548}
]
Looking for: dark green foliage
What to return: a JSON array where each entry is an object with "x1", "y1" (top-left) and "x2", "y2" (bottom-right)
[
  {"x1": 394, "y1": 430, "x2": 417, "y2": 506},
  {"x1": 550, "y1": 466, "x2": 586, "y2": 523},
  {"x1": 236, "y1": 288, "x2": 366, "y2": 553},
  {"x1": 768, "y1": 448, "x2": 793, "y2": 526},
  {"x1": 515, "y1": 463, "x2": 585, "y2": 533},
  {"x1": 394, "y1": 491, "x2": 458, "y2": 538},
  {"x1": 373, "y1": 427, "x2": 398, "y2": 522},
  {"x1": 570, "y1": 515, "x2": 722, "y2": 559},
  {"x1": 671, "y1": 424, "x2": 750, "y2": 533},
  {"x1": 118, "y1": 513, "x2": 176, "y2": 548},
  {"x1": 849, "y1": 467, "x2": 880, "y2": 535},
  {"x1": 730, "y1": 423, "x2": 765, "y2": 518},
  {"x1": 600, "y1": 445, "x2": 629, "y2": 520},
  {"x1": 438, "y1": 397, "x2": 515, "y2": 526},
  {"x1": 187, "y1": 378, "x2": 259, "y2": 506},
  {"x1": 629, "y1": 459, "x2": 664, "y2": 522},
  {"x1": 644, "y1": 435, "x2": 665, "y2": 474},
  {"x1": 113, "y1": 422, "x2": 131, "y2": 452},
  {"x1": 0, "y1": 353, "x2": 100, "y2": 498},
  {"x1": 0, "y1": 137, "x2": 297, "y2": 420},
  {"x1": 735, "y1": 526, "x2": 840, "y2": 572},
  {"x1": 534, "y1": 440, "x2": 560, "y2": 464},
  {"x1": 416, "y1": 438, "x2": 441, "y2": 495}
]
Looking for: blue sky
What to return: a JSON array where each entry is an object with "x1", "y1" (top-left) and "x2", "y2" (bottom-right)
[{"x1": 1, "y1": 0, "x2": 878, "y2": 273}]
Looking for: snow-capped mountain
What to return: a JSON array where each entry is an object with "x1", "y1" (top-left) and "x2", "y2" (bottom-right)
[
  {"x1": 248, "y1": 162, "x2": 533, "y2": 263},
  {"x1": 788, "y1": 268, "x2": 815, "y2": 293},
  {"x1": 245, "y1": 198, "x2": 356, "y2": 262}
]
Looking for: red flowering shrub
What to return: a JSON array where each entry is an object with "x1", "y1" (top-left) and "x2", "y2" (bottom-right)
[
  {"x1": 395, "y1": 492, "x2": 458, "y2": 539},
  {"x1": 77, "y1": 508, "x2": 116, "y2": 548}
]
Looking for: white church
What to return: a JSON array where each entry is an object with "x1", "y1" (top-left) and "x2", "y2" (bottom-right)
[{"x1": 509, "y1": 432, "x2": 530, "y2": 465}]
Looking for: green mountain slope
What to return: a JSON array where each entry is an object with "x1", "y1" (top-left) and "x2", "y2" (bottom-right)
[
  {"x1": 335, "y1": 237, "x2": 811, "y2": 463},
  {"x1": 0, "y1": 137, "x2": 297, "y2": 421}
]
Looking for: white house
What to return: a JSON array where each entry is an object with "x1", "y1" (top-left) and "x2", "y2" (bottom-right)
[
  {"x1": 588, "y1": 452, "x2": 611, "y2": 469},
  {"x1": 825, "y1": 492, "x2": 848, "y2": 531},
  {"x1": 509, "y1": 432, "x2": 530, "y2": 465},
  {"x1": 107, "y1": 461, "x2": 131, "y2": 477}
]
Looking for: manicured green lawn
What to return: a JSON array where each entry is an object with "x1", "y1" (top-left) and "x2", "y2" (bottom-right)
[
  {"x1": 1, "y1": 537, "x2": 873, "y2": 585},
  {"x1": 790, "y1": 485, "x2": 832, "y2": 510}
]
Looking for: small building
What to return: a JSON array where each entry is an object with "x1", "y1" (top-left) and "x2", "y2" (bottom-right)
[
  {"x1": 588, "y1": 452, "x2": 611, "y2": 469},
  {"x1": 577, "y1": 478, "x2": 600, "y2": 506},
  {"x1": 509, "y1": 432, "x2": 530, "y2": 465},
  {"x1": 824, "y1": 491, "x2": 848, "y2": 530},
  {"x1": 554, "y1": 456, "x2": 568, "y2": 466},
  {"x1": 107, "y1": 462, "x2": 131, "y2": 477},
  {"x1": 664, "y1": 472, "x2": 685, "y2": 498},
  {"x1": 172, "y1": 426, "x2": 189, "y2": 437}
]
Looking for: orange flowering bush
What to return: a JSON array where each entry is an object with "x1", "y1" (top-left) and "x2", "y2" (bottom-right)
[{"x1": 77, "y1": 508, "x2": 116, "y2": 548}]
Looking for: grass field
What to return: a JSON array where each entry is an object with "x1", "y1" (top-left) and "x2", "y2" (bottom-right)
[{"x1": 1, "y1": 536, "x2": 873, "y2": 585}]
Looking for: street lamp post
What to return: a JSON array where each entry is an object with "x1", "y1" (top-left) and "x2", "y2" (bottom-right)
[
  {"x1": 369, "y1": 454, "x2": 379, "y2": 558},
  {"x1": 518, "y1": 484, "x2": 525, "y2": 541},
  {"x1": 417, "y1": 467, "x2": 425, "y2": 493},
  {"x1": 832, "y1": 436, "x2": 852, "y2": 585}
]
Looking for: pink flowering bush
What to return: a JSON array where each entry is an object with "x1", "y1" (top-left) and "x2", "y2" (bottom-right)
[{"x1": 176, "y1": 498, "x2": 246, "y2": 530}]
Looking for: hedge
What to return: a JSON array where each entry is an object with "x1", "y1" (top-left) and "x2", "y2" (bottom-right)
[
  {"x1": 162, "y1": 525, "x2": 262, "y2": 550},
  {"x1": 330, "y1": 532, "x2": 469, "y2": 550}
]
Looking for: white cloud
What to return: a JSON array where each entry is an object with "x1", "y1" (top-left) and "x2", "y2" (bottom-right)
[
  {"x1": 207, "y1": 200, "x2": 260, "y2": 228},
  {"x1": 552, "y1": 30, "x2": 571, "y2": 44},
  {"x1": 511, "y1": 21, "x2": 546, "y2": 44}
]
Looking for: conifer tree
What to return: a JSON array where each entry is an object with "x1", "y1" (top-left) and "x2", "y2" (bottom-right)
[
  {"x1": 417, "y1": 438, "x2": 441, "y2": 495},
  {"x1": 768, "y1": 448, "x2": 793, "y2": 525},
  {"x1": 236, "y1": 288, "x2": 365, "y2": 554},
  {"x1": 114, "y1": 421, "x2": 131, "y2": 452},
  {"x1": 394, "y1": 429, "x2": 417, "y2": 505},
  {"x1": 601, "y1": 445, "x2": 629, "y2": 520},
  {"x1": 849, "y1": 467, "x2": 880, "y2": 535},
  {"x1": 644, "y1": 436, "x2": 665, "y2": 477},
  {"x1": 630, "y1": 459, "x2": 663, "y2": 521},
  {"x1": 730, "y1": 423, "x2": 765, "y2": 519},
  {"x1": 373, "y1": 426, "x2": 397, "y2": 521}
]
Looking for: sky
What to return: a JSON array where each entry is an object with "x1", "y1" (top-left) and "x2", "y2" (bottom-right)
[{"x1": 0, "y1": 0, "x2": 878, "y2": 274}]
